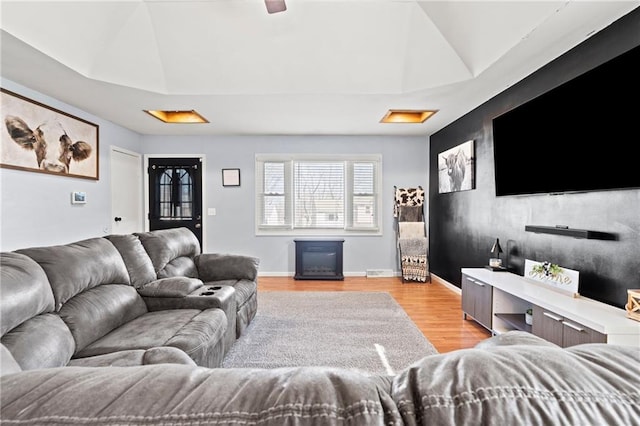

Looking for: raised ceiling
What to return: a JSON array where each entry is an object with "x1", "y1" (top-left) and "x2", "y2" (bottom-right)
[{"x1": 1, "y1": 1, "x2": 638, "y2": 136}]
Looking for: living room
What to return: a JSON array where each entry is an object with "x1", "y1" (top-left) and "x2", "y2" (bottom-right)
[
  {"x1": 1, "y1": 3, "x2": 638, "y2": 311},
  {"x1": 2, "y1": 2, "x2": 640, "y2": 424}
]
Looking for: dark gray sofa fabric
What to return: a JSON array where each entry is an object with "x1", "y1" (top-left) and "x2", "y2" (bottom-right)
[
  {"x1": 1, "y1": 313, "x2": 75, "y2": 371},
  {"x1": 16, "y1": 237, "x2": 130, "y2": 311},
  {"x1": 0, "y1": 344, "x2": 21, "y2": 376},
  {"x1": 67, "y1": 346, "x2": 197, "y2": 367},
  {"x1": 105, "y1": 233, "x2": 157, "y2": 288},
  {"x1": 196, "y1": 254, "x2": 260, "y2": 336},
  {"x1": 5, "y1": 234, "x2": 231, "y2": 368},
  {"x1": 59, "y1": 284, "x2": 148, "y2": 352},
  {"x1": 0, "y1": 364, "x2": 401, "y2": 425},
  {"x1": 0, "y1": 252, "x2": 54, "y2": 335},
  {"x1": 129, "y1": 227, "x2": 260, "y2": 340},
  {"x1": 196, "y1": 253, "x2": 260, "y2": 282},
  {"x1": 135, "y1": 228, "x2": 201, "y2": 278},
  {"x1": 391, "y1": 343, "x2": 640, "y2": 426},
  {"x1": 0, "y1": 252, "x2": 75, "y2": 369},
  {"x1": 2, "y1": 335, "x2": 639, "y2": 426}
]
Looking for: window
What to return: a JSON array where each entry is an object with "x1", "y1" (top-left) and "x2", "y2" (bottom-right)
[
  {"x1": 256, "y1": 154, "x2": 381, "y2": 235},
  {"x1": 156, "y1": 166, "x2": 194, "y2": 219}
]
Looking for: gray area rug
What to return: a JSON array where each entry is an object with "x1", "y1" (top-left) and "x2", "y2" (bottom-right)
[{"x1": 222, "y1": 291, "x2": 438, "y2": 376}]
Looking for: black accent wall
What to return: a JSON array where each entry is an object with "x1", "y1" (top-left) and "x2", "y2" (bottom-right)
[{"x1": 429, "y1": 8, "x2": 640, "y2": 309}]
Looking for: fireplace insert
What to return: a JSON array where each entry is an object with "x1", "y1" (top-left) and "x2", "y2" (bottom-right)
[{"x1": 294, "y1": 239, "x2": 344, "y2": 280}]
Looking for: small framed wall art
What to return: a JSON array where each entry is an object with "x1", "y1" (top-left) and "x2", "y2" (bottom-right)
[
  {"x1": 222, "y1": 168, "x2": 240, "y2": 187},
  {"x1": 71, "y1": 191, "x2": 87, "y2": 204}
]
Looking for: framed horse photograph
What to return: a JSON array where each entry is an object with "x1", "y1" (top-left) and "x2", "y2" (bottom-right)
[{"x1": 1, "y1": 88, "x2": 99, "y2": 180}]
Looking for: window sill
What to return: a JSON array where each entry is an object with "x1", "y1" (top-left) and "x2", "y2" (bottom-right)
[{"x1": 256, "y1": 228, "x2": 382, "y2": 237}]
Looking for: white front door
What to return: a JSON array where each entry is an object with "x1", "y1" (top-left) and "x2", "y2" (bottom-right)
[{"x1": 110, "y1": 146, "x2": 143, "y2": 234}]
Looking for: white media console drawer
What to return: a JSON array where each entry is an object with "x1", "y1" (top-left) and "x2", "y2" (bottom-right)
[{"x1": 461, "y1": 268, "x2": 640, "y2": 347}]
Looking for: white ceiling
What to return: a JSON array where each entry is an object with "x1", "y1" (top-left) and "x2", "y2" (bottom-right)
[{"x1": 1, "y1": 0, "x2": 638, "y2": 137}]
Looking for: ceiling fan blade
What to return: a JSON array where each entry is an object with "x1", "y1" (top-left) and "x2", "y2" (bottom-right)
[{"x1": 265, "y1": 0, "x2": 287, "y2": 14}]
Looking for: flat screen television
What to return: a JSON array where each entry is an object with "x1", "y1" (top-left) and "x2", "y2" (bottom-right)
[{"x1": 492, "y1": 45, "x2": 640, "y2": 197}]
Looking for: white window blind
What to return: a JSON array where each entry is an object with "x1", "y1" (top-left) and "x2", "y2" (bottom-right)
[{"x1": 256, "y1": 154, "x2": 381, "y2": 235}]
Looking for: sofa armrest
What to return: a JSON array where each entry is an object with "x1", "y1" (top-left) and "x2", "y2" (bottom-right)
[
  {"x1": 1, "y1": 364, "x2": 399, "y2": 424},
  {"x1": 391, "y1": 342, "x2": 640, "y2": 426},
  {"x1": 137, "y1": 277, "x2": 203, "y2": 298},
  {"x1": 142, "y1": 283, "x2": 237, "y2": 313},
  {"x1": 195, "y1": 253, "x2": 259, "y2": 282}
]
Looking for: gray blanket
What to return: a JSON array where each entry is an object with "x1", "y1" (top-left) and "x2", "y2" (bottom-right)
[{"x1": 399, "y1": 237, "x2": 427, "y2": 256}]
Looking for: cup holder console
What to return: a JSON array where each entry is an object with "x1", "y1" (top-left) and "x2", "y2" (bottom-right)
[{"x1": 200, "y1": 286, "x2": 224, "y2": 296}]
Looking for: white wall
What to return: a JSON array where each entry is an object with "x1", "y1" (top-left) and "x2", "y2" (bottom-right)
[
  {"x1": 1, "y1": 79, "x2": 430, "y2": 275},
  {"x1": 0, "y1": 79, "x2": 142, "y2": 251},
  {"x1": 141, "y1": 135, "x2": 429, "y2": 275}
]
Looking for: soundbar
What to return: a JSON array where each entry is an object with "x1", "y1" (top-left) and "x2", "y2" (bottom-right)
[{"x1": 524, "y1": 225, "x2": 616, "y2": 240}]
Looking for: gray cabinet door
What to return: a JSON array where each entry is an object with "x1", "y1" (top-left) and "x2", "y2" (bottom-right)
[
  {"x1": 461, "y1": 275, "x2": 493, "y2": 331},
  {"x1": 562, "y1": 320, "x2": 607, "y2": 346},
  {"x1": 533, "y1": 306, "x2": 564, "y2": 346},
  {"x1": 461, "y1": 275, "x2": 475, "y2": 318},
  {"x1": 533, "y1": 305, "x2": 607, "y2": 347}
]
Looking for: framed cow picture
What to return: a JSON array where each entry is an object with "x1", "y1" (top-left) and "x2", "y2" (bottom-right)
[
  {"x1": 438, "y1": 140, "x2": 475, "y2": 194},
  {"x1": 1, "y1": 88, "x2": 99, "y2": 180}
]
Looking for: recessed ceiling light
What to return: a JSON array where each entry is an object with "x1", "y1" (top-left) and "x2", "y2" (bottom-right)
[
  {"x1": 380, "y1": 109, "x2": 438, "y2": 124},
  {"x1": 144, "y1": 110, "x2": 209, "y2": 124}
]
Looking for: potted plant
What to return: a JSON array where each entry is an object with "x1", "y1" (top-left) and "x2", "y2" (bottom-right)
[{"x1": 525, "y1": 308, "x2": 533, "y2": 325}]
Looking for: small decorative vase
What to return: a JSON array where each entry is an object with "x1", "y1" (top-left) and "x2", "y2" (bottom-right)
[{"x1": 525, "y1": 313, "x2": 533, "y2": 325}]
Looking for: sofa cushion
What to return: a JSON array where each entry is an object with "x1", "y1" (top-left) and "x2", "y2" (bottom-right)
[
  {"x1": 67, "y1": 347, "x2": 197, "y2": 367},
  {"x1": 474, "y1": 330, "x2": 559, "y2": 349},
  {"x1": 105, "y1": 234, "x2": 156, "y2": 288},
  {"x1": 391, "y1": 342, "x2": 640, "y2": 426},
  {"x1": 1, "y1": 314, "x2": 74, "y2": 370},
  {"x1": 0, "y1": 344, "x2": 21, "y2": 377},
  {"x1": 0, "y1": 252, "x2": 54, "y2": 336},
  {"x1": 164, "y1": 309, "x2": 227, "y2": 364},
  {"x1": 135, "y1": 228, "x2": 200, "y2": 279},
  {"x1": 59, "y1": 284, "x2": 148, "y2": 352},
  {"x1": 75, "y1": 308, "x2": 227, "y2": 367},
  {"x1": 138, "y1": 277, "x2": 203, "y2": 298},
  {"x1": 16, "y1": 238, "x2": 130, "y2": 311}
]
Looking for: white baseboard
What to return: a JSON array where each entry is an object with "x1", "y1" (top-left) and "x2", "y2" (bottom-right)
[
  {"x1": 258, "y1": 271, "x2": 400, "y2": 278},
  {"x1": 258, "y1": 272, "x2": 294, "y2": 277},
  {"x1": 430, "y1": 273, "x2": 461, "y2": 294},
  {"x1": 258, "y1": 271, "x2": 400, "y2": 277}
]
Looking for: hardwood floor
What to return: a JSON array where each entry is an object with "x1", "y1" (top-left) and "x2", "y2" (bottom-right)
[{"x1": 257, "y1": 275, "x2": 491, "y2": 353}]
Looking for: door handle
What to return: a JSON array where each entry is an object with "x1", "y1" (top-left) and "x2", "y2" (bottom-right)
[
  {"x1": 543, "y1": 311, "x2": 563, "y2": 322},
  {"x1": 562, "y1": 321, "x2": 585, "y2": 332},
  {"x1": 114, "y1": 217, "x2": 122, "y2": 222}
]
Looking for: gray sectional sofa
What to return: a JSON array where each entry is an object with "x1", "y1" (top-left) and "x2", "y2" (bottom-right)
[
  {"x1": 1, "y1": 227, "x2": 259, "y2": 370},
  {"x1": 1, "y1": 229, "x2": 639, "y2": 425},
  {"x1": 2, "y1": 332, "x2": 638, "y2": 425}
]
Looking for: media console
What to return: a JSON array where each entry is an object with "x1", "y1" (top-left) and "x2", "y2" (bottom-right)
[{"x1": 461, "y1": 268, "x2": 640, "y2": 347}]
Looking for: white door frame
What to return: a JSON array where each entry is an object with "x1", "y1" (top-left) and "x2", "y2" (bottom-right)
[
  {"x1": 144, "y1": 153, "x2": 207, "y2": 252},
  {"x1": 110, "y1": 146, "x2": 144, "y2": 234}
]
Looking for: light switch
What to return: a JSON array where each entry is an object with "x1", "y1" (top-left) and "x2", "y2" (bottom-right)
[{"x1": 207, "y1": 208, "x2": 217, "y2": 216}]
